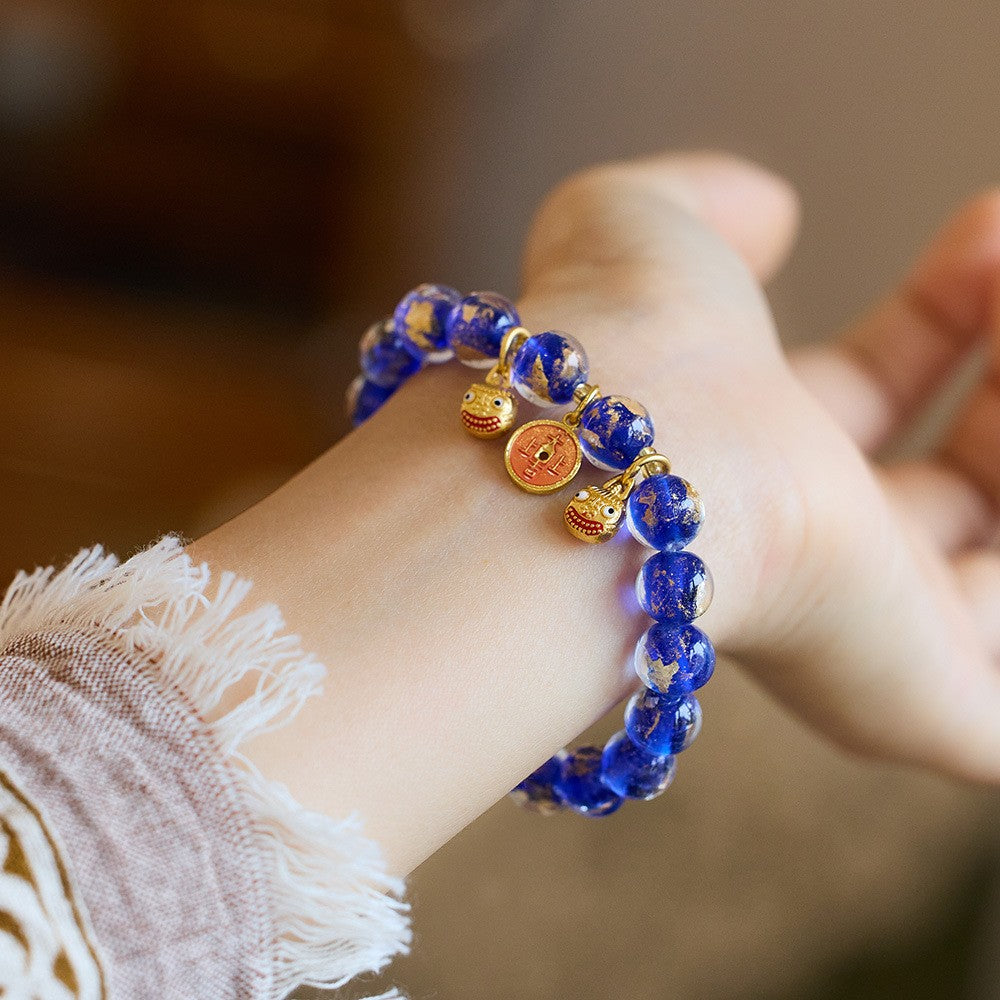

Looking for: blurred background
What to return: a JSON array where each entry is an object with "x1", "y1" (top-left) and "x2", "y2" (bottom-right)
[{"x1": 2, "y1": 2, "x2": 1000, "y2": 998}]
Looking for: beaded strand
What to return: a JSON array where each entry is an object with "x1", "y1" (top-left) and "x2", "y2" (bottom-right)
[{"x1": 348, "y1": 284, "x2": 715, "y2": 818}]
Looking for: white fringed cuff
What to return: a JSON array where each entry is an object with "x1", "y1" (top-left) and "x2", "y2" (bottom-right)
[{"x1": 0, "y1": 536, "x2": 410, "y2": 999}]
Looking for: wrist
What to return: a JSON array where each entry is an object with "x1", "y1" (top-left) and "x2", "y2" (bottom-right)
[{"x1": 188, "y1": 318, "x2": 794, "y2": 872}]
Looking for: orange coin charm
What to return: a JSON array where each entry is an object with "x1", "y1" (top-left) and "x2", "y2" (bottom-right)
[{"x1": 504, "y1": 419, "x2": 582, "y2": 494}]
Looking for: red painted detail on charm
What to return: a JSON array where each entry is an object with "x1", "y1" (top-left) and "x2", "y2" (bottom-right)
[
  {"x1": 565, "y1": 505, "x2": 604, "y2": 536},
  {"x1": 462, "y1": 410, "x2": 501, "y2": 432}
]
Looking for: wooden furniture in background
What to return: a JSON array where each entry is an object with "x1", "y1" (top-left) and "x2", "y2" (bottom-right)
[
  {"x1": 0, "y1": 273, "x2": 333, "y2": 581},
  {"x1": 0, "y1": 1, "x2": 423, "y2": 315}
]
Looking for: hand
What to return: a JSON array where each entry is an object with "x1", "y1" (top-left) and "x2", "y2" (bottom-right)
[
  {"x1": 522, "y1": 152, "x2": 1000, "y2": 776},
  {"x1": 190, "y1": 152, "x2": 1000, "y2": 875}
]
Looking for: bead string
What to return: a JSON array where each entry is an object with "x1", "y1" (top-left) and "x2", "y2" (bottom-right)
[{"x1": 347, "y1": 284, "x2": 715, "y2": 817}]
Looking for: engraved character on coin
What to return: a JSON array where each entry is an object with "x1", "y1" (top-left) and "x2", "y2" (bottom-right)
[{"x1": 504, "y1": 419, "x2": 582, "y2": 494}]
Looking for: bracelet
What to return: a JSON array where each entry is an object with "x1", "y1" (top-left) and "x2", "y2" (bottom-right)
[{"x1": 347, "y1": 284, "x2": 715, "y2": 817}]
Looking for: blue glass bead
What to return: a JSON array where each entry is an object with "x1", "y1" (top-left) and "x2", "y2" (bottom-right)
[
  {"x1": 553, "y1": 746, "x2": 623, "y2": 817},
  {"x1": 635, "y1": 550, "x2": 713, "y2": 624},
  {"x1": 446, "y1": 291, "x2": 520, "y2": 368},
  {"x1": 600, "y1": 729, "x2": 676, "y2": 800},
  {"x1": 624, "y1": 688, "x2": 702, "y2": 756},
  {"x1": 346, "y1": 375, "x2": 395, "y2": 427},
  {"x1": 633, "y1": 622, "x2": 715, "y2": 697},
  {"x1": 359, "y1": 318, "x2": 423, "y2": 388},
  {"x1": 393, "y1": 283, "x2": 461, "y2": 362},
  {"x1": 627, "y1": 473, "x2": 705, "y2": 551},
  {"x1": 509, "y1": 754, "x2": 565, "y2": 815},
  {"x1": 578, "y1": 395, "x2": 654, "y2": 472},
  {"x1": 510, "y1": 331, "x2": 589, "y2": 406}
]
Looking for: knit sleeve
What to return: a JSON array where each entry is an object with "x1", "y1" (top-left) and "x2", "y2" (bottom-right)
[{"x1": 0, "y1": 537, "x2": 410, "y2": 999}]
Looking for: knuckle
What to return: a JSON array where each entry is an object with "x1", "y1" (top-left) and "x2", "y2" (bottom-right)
[
  {"x1": 541, "y1": 161, "x2": 640, "y2": 211},
  {"x1": 535, "y1": 161, "x2": 694, "y2": 251},
  {"x1": 932, "y1": 187, "x2": 1000, "y2": 255},
  {"x1": 526, "y1": 159, "x2": 753, "y2": 312},
  {"x1": 962, "y1": 186, "x2": 1000, "y2": 229}
]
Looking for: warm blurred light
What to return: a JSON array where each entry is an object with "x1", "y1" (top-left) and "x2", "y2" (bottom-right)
[
  {"x1": 0, "y1": 2, "x2": 113, "y2": 135},
  {"x1": 399, "y1": 0, "x2": 530, "y2": 60},
  {"x1": 196, "y1": 1, "x2": 328, "y2": 81}
]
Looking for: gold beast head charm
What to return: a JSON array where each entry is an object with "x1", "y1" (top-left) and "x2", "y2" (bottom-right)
[
  {"x1": 460, "y1": 383, "x2": 517, "y2": 438},
  {"x1": 564, "y1": 484, "x2": 625, "y2": 543}
]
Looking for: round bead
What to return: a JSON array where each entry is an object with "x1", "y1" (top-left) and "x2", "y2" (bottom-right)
[
  {"x1": 509, "y1": 754, "x2": 565, "y2": 815},
  {"x1": 633, "y1": 622, "x2": 715, "y2": 697},
  {"x1": 510, "y1": 331, "x2": 589, "y2": 406},
  {"x1": 624, "y1": 689, "x2": 702, "y2": 756},
  {"x1": 359, "y1": 318, "x2": 423, "y2": 388},
  {"x1": 600, "y1": 729, "x2": 676, "y2": 800},
  {"x1": 446, "y1": 291, "x2": 520, "y2": 368},
  {"x1": 346, "y1": 375, "x2": 395, "y2": 427},
  {"x1": 626, "y1": 473, "x2": 704, "y2": 551},
  {"x1": 393, "y1": 283, "x2": 461, "y2": 362},
  {"x1": 635, "y1": 550, "x2": 713, "y2": 624},
  {"x1": 578, "y1": 395, "x2": 654, "y2": 471},
  {"x1": 553, "y1": 746, "x2": 623, "y2": 817}
]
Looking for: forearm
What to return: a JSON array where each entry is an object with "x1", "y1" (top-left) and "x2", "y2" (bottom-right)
[
  {"x1": 187, "y1": 315, "x2": 777, "y2": 876},
  {"x1": 194, "y1": 154, "x2": 1000, "y2": 886}
]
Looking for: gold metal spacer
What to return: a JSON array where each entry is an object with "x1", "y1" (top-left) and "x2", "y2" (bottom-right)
[
  {"x1": 484, "y1": 325, "x2": 532, "y2": 387},
  {"x1": 562, "y1": 382, "x2": 601, "y2": 428},
  {"x1": 619, "y1": 447, "x2": 672, "y2": 493}
]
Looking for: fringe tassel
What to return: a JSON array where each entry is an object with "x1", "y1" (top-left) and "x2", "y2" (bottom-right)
[{"x1": 0, "y1": 537, "x2": 410, "y2": 999}]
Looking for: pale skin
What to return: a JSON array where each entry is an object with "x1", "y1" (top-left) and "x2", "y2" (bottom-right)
[{"x1": 189, "y1": 152, "x2": 1000, "y2": 878}]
